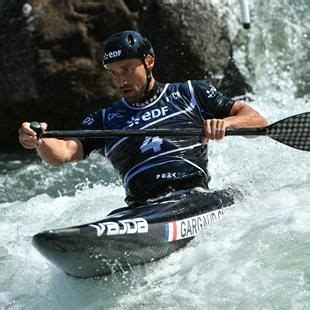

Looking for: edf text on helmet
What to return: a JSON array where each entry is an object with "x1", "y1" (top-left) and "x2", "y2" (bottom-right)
[{"x1": 104, "y1": 50, "x2": 122, "y2": 60}]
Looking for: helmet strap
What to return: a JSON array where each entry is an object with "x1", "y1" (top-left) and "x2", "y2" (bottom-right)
[{"x1": 142, "y1": 59, "x2": 153, "y2": 95}]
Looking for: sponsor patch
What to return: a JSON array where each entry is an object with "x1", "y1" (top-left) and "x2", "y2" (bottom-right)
[
  {"x1": 165, "y1": 205, "x2": 235, "y2": 242},
  {"x1": 104, "y1": 50, "x2": 122, "y2": 60},
  {"x1": 205, "y1": 86, "x2": 217, "y2": 98},
  {"x1": 90, "y1": 218, "x2": 148, "y2": 236},
  {"x1": 156, "y1": 172, "x2": 187, "y2": 179},
  {"x1": 108, "y1": 112, "x2": 124, "y2": 121},
  {"x1": 126, "y1": 106, "x2": 169, "y2": 127},
  {"x1": 166, "y1": 91, "x2": 181, "y2": 102},
  {"x1": 82, "y1": 116, "x2": 94, "y2": 126}
]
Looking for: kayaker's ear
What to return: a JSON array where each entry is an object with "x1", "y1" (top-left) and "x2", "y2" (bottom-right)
[{"x1": 144, "y1": 55, "x2": 155, "y2": 71}]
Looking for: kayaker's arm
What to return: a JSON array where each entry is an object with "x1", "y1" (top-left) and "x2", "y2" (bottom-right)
[
  {"x1": 225, "y1": 101, "x2": 268, "y2": 128},
  {"x1": 18, "y1": 122, "x2": 84, "y2": 166},
  {"x1": 202, "y1": 101, "x2": 268, "y2": 141},
  {"x1": 36, "y1": 137, "x2": 84, "y2": 166}
]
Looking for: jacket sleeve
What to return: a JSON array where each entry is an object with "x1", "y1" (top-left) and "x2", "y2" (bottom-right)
[
  {"x1": 191, "y1": 80, "x2": 235, "y2": 119},
  {"x1": 78, "y1": 109, "x2": 106, "y2": 158}
]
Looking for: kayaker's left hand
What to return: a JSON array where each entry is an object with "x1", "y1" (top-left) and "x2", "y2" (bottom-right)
[{"x1": 202, "y1": 118, "x2": 229, "y2": 142}]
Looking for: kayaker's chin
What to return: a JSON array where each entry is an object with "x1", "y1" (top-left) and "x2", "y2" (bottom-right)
[
  {"x1": 121, "y1": 86, "x2": 144, "y2": 103},
  {"x1": 121, "y1": 89, "x2": 137, "y2": 102}
]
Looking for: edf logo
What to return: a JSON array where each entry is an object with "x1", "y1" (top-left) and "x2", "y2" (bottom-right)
[
  {"x1": 127, "y1": 106, "x2": 169, "y2": 127},
  {"x1": 104, "y1": 50, "x2": 122, "y2": 60}
]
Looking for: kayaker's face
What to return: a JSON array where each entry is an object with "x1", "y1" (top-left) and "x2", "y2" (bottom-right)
[{"x1": 106, "y1": 57, "x2": 154, "y2": 103}]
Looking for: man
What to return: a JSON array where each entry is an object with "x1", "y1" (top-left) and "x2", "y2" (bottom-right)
[{"x1": 19, "y1": 30, "x2": 267, "y2": 206}]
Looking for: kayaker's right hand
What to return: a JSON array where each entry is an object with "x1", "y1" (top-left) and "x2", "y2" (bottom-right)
[
  {"x1": 18, "y1": 122, "x2": 48, "y2": 149},
  {"x1": 202, "y1": 118, "x2": 229, "y2": 142}
]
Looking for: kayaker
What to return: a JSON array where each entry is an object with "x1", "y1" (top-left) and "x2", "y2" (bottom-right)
[{"x1": 19, "y1": 30, "x2": 267, "y2": 206}]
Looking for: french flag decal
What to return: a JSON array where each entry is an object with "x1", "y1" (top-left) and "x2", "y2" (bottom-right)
[{"x1": 165, "y1": 221, "x2": 177, "y2": 242}]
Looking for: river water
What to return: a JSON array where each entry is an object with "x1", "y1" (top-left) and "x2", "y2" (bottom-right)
[{"x1": 1, "y1": 0, "x2": 309, "y2": 309}]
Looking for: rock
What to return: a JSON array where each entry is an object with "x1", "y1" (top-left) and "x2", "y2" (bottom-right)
[
  {"x1": 138, "y1": 0, "x2": 250, "y2": 95},
  {"x1": 0, "y1": 0, "x2": 250, "y2": 152}
]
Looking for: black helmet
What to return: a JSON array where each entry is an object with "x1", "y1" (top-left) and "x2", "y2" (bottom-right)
[{"x1": 102, "y1": 30, "x2": 155, "y2": 67}]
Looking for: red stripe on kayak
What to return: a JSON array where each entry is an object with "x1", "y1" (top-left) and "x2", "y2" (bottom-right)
[{"x1": 172, "y1": 221, "x2": 177, "y2": 241}]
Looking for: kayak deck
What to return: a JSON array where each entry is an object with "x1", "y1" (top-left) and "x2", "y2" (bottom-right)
[{"x1": 32, "y1": 188, "x2": 240, "y2": 278}]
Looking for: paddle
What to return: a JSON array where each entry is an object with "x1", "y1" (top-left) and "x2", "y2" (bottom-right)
[{"x1": 30, "y1": 112, "x2": 309, "y2": 151}]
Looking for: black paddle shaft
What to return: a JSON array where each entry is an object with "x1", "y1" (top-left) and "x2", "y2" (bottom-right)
[
  {"x1": 38, "y1": 127, "x2": 268, "y2": 138},
  {"x1": 30, "y1": 112, "x2": 310, "y2": 151}
]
